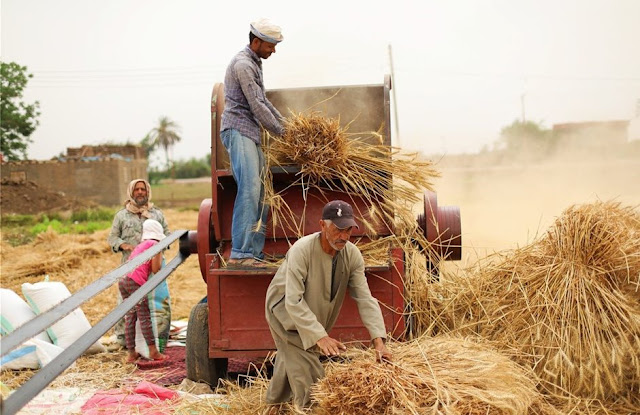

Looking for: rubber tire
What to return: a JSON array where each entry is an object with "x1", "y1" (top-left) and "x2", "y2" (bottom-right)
[{"x1": 186, "y1": 302, "x2": 228, "y2": 387}]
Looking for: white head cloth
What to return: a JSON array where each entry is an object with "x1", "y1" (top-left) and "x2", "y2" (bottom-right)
[{"x1": 250, "y1": 18, "x2": 283, "y2": 44}]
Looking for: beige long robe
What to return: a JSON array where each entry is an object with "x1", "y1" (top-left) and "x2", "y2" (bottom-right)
[{"x1": 264, "y1": 232, "x2": 387, "y2": 407}]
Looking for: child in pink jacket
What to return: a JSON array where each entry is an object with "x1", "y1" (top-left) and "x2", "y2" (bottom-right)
[{"x1": 118, "y1": 219, "x2": 167, "y2": 363}]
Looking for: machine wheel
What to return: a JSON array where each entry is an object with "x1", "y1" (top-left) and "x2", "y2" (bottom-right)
[{"x1": 186, "y1": 302, "x2": 228, "y2": 387}]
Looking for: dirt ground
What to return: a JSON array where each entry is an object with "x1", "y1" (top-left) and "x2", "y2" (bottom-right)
[
  {"x1": 1, "y1": 179, "x2": 98, "y2": 215},
  {"x1": 0, "y1": 188, "x2": 207, "y2": 325}
]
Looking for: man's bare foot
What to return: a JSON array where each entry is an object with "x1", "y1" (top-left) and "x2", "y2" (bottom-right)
[{"x1": 126, "y1": 352, "x2": 141, "y2": 363}]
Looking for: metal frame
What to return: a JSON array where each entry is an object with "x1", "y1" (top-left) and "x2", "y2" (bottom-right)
[{"x1": 1, "y1": 230, "x2": 190, "y2": 415}]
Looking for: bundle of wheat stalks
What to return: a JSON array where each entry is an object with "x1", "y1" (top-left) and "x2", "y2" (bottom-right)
[
  {"x1": 264, "y1": 111, "x2": 439, "y2": 253},
  {"x1": 415, "y1": 201, "x2": 640, "y2": 409},
  {"x1": 311, "y1": 335, "x2": 556, "y2": 415}
]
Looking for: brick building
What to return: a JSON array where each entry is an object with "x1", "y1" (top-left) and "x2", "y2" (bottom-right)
[
  {"x1": 552, "y1": 120, "x2": 630, "y2": 144},
  {"x1": 0, "y1": 145, "x2": 148, "y2": 207}
]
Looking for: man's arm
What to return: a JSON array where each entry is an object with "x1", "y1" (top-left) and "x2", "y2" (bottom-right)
[
  {"x1": 346, "y1": 248, "x2": 393, "y2": 361},
  {"x1": 107, "y1": 213, "x2": 126, "y2": 253},
  {"x1": 265, "y1": 98, "x2": 283, "y2": 125},
  {"x1": 235, "y1": 62, "x2": 284, "y2": 136},
  {"x1": 347, "y1": 251, "x2": 388, "y2": 341}
]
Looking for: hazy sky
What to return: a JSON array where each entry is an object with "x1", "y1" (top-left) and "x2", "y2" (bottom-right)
[{"x1": 2, "y1": 0, "x2": 639, "y2": 164}]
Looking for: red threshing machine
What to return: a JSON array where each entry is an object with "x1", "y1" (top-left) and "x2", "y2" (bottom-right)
[{"x1": 183, "y1": 75, "x2": 462, "y2": 386}]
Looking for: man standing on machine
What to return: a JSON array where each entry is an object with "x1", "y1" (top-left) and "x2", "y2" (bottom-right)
[{"x1": 220, "y1": 18, "x2": 285, "y2": 268}]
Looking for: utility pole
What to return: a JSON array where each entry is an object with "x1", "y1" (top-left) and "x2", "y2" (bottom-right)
[
  {"x1": 521, "y1": 78, "x2": 527, "y2": 123},
  {"x1": 388, "y1": 44, "x2": 400, "y2": 146}
]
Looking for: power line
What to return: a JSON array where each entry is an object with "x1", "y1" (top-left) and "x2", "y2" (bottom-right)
[
  {"x1": 31, "y1": 64, "x2": 223, "y2": 74},
  {"x1": 28, "y1": 65, "x2": 225, "y2": 88}
]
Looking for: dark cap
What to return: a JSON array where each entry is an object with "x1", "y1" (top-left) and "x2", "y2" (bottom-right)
[{"x1": 322, "y1": 200, "x2": 359, "y2": 229}]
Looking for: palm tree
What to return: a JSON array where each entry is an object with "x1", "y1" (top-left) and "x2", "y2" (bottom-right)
[
  {"x1": 139, "y1": 131, "x2": 156, "y2": 159},
  {"x1": 149, "y1": 116, "x2": 181, "y2": 169}
]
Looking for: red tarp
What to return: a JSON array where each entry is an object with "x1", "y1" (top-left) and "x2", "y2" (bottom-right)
[{"x1": 81, "y1": 381, "x2": 179, "y2": 415}]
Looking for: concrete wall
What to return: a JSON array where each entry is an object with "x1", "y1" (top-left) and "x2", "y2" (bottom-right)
[{"x1": 0, "y1": 158, "x2": 148, "y2": 207}]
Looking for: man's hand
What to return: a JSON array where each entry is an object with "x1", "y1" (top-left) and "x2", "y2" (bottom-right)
[
  {"x1": 316, "y1": 336, "x2": 347, "y2": 357},
  {"x1": 372, "y1": 337, "x2": 392, "y2": 363},
  {"x1": 120, "y1": 243, "x2": 134, "y2": 252}
]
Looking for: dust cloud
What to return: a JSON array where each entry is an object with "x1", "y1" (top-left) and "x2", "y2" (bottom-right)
[{"x1": 430, "y1": 138, "x2": 640, "y2": 267}]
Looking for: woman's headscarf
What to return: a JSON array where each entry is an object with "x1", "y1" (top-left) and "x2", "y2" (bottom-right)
[{"x1": 124, "y1": 179, "x2": 154, "y2": 218}]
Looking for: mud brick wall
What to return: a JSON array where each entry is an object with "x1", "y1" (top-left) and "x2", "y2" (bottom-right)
[
  {"x1": 66, "y1": 144, "x2": 145, "y2": 160},
  {"x1": 0, "y1": 158, "x2": 148, "y2": 207}
]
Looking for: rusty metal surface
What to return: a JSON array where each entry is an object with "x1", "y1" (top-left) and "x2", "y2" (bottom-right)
[
  {"x1": 417, "y1": 190, "x2": 462, "y2": 261},
  {"x1": 196, "y1": 198, "x2": 214, "y2": 282},
  {"x1": 211, "y1": 82, "x2": 225, "y2": 175},
  {"x1": 211, "y1": 83, "x2": 225, "y2": 243},
  {"x1": 267, "y1": 83, "x2": 390, "y2": 147},
  {"x1": 206, "y1": 247, "x2": 406, "y2": 356},
  {"x1": 437, "y1": 205, "x2": 462, "y2": 261}
]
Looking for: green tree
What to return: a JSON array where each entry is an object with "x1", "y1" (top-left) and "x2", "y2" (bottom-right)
[
  {"x1": 172, "y1": 156, "x2": 211, "y2": 178},
  {"x1": 1, "y1": 62, "x2": 41, "y2": 160},
  {"x1": 499, "y1": 120, "x2": 551, "y2": 157},
  {"x1": 139, "y1": 131, "x2": 156, "y2": 159},
  {"x1": 148, "y1": 116, "x2": 181, "y2": 169}
]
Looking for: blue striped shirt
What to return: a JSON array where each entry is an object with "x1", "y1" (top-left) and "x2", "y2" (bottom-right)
[{"x1": 221, "y1": 46, "x2": 284, "y2": 143}]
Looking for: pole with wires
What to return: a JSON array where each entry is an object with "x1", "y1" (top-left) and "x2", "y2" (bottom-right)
[{"x1": 388, "y1": 44, "x2": 400, "y2": 147}]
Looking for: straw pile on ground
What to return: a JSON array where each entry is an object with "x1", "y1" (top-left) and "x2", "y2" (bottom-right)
[
  {"x1": 0, "y1": 349, "x2": 136, "y2": 393},
  {"x1": 173, "y1": 375, "x2": 280, "y2": 415},
  {"x1": 173, "y1": 337, "x2": 555, "y2": 415},
  {"x1": 1, "y1": 230, "x2": 111, "y2": 281},
  {"x1": 311, "y1": 335, "x2": 556, "y2": 415},
  {"x1": 415, "y1": 201, "x2": 640, "y2": 409}
]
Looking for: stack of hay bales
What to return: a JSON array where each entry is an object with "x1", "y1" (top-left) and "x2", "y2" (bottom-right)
[{"x1": 417, "y1": 201, "x2": 640, "y2": 410}]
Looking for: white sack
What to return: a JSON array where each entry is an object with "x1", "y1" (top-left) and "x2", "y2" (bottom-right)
[
  {"x1": 1, "y1": 288, "x2": 52, "y2": 343},
  {"x1": 0, "y1": 288, "x2": 53, "y2": 371},
  {"x1": 22, "y1": 281, "x2": 106, "y2": 355}
]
